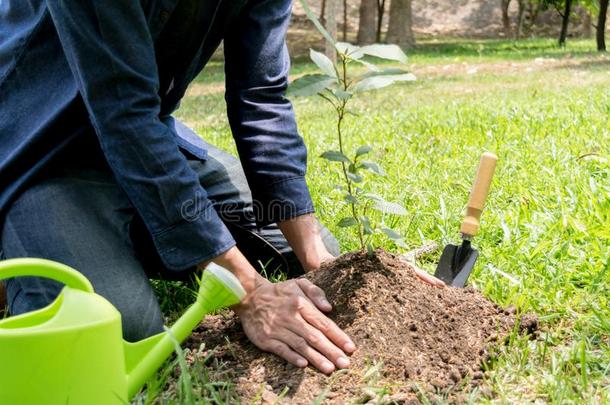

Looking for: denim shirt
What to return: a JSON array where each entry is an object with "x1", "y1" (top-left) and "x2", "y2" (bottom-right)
[{"x1": 0, "y1": 0, "x2": 313, "y2": 271}]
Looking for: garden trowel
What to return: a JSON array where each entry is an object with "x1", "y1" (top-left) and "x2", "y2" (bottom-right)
[{"x1": 434, "y1": 152, "x2": 498, "y2": 287}]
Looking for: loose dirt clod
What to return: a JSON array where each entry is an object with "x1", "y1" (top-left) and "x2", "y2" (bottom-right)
[{"x1": 188, "y1": 250, "x2": 535, "y2": 403}]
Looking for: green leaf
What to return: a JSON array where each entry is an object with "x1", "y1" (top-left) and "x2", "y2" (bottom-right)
[
  {"x1": 332, "y1": 88, "x2": 353, "y2": 100},
  {"x1": 335, "y1": 42, "x2": 364, "y2": 59},
  {"x1": 381, "y1": 226, "x2": 402, "y2": 239},
  {"x1": 344, "y1": 193, "x2": 359, "y2": 204},
  {"x1": 347, "y1": 172, "x2": 364, "y2": 183},
  {"x1": 347, "y1": 163, "x2": 358, "y2": 174},
  {"x1": 352, "y1": 73, "x2": 416, "y2": 93},
  {"x1": 359, "y1": 44, "x2": 408, "y2": 63},
  {"x1": 374, "y1": 200, "x2": 408, "y2": 215},
  {"x1": 360, "y1": 160, "x2": 385, "y2": 175},
  {"x1": 356, "y1": 145, "x2": 373, "y2": 157},
  {"x1": 287, "y1": 74, "x2": 336, "y2": 97},
  {"x1": 320, "y1": 150, "x2": 351, "y2": 163},
  {"x1": 366, "y1": 243, "x2": 375, "y2": 256},
  {"x1": 361, "y1": 216, "x2": 374, "y2": 235},
  {"x1": 298, "y1": 0, "x2": 336, "y2": 48},
  {"x1": 359, "y1": 68, "x2": 413, "y2": 79},
  {"x1": 364, "y1": 194, "x2": 408, "y2": 215},
  {"x1": 353, "y1": 58, "x2": 381, "y2": 72},
  {"x1": 337, "y1": 217, "x2": 358, "y2": 227},
  {"x1": 310, "y1": 49, "x2": 337, "y2": 78},
  {"x1": 384, "y1": 73, "x2": 417, "y2": 82},
  {"x1": 363, "y1": 193, "x2": 382, "y2": 201},
  {"x1": 394, "y1": 238, "x2": 408, "y2": 249},
  {"x1": 381, "y1": 227, "x2": 408, "y2": 248}
]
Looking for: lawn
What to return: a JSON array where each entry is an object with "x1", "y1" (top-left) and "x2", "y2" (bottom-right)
[{"x1": 137, "y1": 38, "x2": 610, "y2": 404}]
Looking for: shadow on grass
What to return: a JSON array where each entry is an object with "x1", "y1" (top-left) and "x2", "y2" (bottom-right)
[
  {"x1": 547, "y1": 58, "x2": 610, "y2": 72},
  {"x1": 408, "y1": 38, "x2": 601, "y2": 60}
]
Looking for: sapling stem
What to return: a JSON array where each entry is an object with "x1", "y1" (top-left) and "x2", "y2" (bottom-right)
[
  {"x1": 335, "y1": 54, "x2": 365, "y2": 250},
  {"x1": 319, "y1": 90, "x2": 338, "y2": 109},
  {"x1": 319, "y1": 78, "x2": 364, "y2": 250}
]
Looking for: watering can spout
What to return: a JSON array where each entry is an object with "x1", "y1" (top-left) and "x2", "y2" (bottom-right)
[{"x1": 125, "y1": 263, "x2": 246, "y2": 398}]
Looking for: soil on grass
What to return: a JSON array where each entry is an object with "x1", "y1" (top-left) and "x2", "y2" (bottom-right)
[{"x1": 187, "y1": 250, "x2": 537, "y2": 404}]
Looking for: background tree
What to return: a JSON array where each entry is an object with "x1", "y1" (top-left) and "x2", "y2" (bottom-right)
[
  {"x1": 376, "y1": 0, "x2": 388, "y2": 42},
  {"x1": 559, "y1": 0, "x2": 574, "y2": 46},
  {"x1": 501, "y1": 0, "x2": 513, "y2": 36},
  {"x1": 320, "y1": 0, "x2": 326, "y2": 24},
  {"x1": 387, "y1": 0, "x2": 415, "y2": 48},
  {"x1": 343, "y1": 0, "x2": 348, "y2": 41},
  {"x1": 325, "y1": 0, "x2": 339, "y2": 62},
  {"x1": 358, "y1": 0, "x2": 378, "y2": 44},
  {"x1": 515, "y1": 0, "x2": 526, "y2": 38},
  {"x1": 525, "y1": 0, "x2": 544, "y2": 32},
  {"x1": 540, "y1": 0, "x2": 582, "y2": 46},
  {"x1": 580, "y1": 7, "x2": 593, "y2": 38},
  {"x1": 503, "y1": 0, "x2": 543, "y2": 38},
  {"x1": 597, "y1": 0, "x2": 608, "y2": 50},
  {"x1": 324, "y1": 0, "x2": 339, "y2": 63},
  {"x1": 515, "y1": 0, "x2": 540, "y2": 38}
]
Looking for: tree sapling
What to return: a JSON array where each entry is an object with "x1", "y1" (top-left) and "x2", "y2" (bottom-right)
[{"x1": 288, "y1": 0, "x2": 416, "y2": 253}]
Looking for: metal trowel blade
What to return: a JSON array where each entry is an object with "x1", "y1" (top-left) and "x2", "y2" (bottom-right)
[{"x1": 434, "y1": 243, "x2": 479, "y2": 287}]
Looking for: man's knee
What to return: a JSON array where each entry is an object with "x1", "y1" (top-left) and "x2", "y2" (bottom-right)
[
  {"x1": 4, "y1": 276, "x2": 63, "y2": 316},
  {"x1": 119, "y1": 298, "x2": 165, "y2": 342},
  {"x1": 0, "y1": 173, "x2": 163, "y2": 342},
  {"x1": 3, "y1": 275, "x2": 163, "y2": 342}
]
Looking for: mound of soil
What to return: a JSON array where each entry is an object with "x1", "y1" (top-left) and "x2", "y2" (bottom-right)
[{"x1": 187, "y1": 250, "x2": 536, "y2": 404}]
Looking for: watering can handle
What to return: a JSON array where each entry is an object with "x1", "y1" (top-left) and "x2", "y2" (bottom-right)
[{"x1": 0, "y1": 258, "x2": 94, "y2": 293}]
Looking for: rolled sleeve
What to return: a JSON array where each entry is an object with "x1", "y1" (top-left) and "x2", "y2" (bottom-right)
[
  {"x1": 253, "y1": 176, "x2": 314, "y2": 224},
  {"x1": 153, "y1": 201, "x2": 235, "y2": 270}
]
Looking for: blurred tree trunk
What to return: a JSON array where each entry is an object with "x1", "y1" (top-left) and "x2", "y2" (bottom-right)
[
  {"x1": 501, "y1": 0, "x2": 512, "y2": 37},
  {"x1": 376, "y1": 0, "x2": 387, "y2": 42},
  {"x1": 325, "y1": 0, "x2": 338, "y2": 63},
  {"x1": 515, "y1": 0, "x2": 525, "y2": 39},
  {"x1": 558, "y1": 0, "x2": 572, "y2": 47},
  {"x1": 358, "y1": 0, "x2": 377, "y2": 44},
  {"x1": 343, "y1": 0, "x2": 348, "y2": 41},
  {"x1": 387, "y1": 0, "x2": 415, "y2": 48},
  {"x1": 523, "y1": 0, "x2": 542, "y2": 34},
  {"x1": 320, "y1": 0, "x2": 326, "y2": 25},
  {"x1": 581, "y1": 8, "x2": 592, "y2": 38},
  {"x1": 598, "y1": 0, "x2": 608, "y2": 51}
]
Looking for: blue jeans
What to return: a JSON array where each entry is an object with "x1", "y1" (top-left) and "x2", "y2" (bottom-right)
[{"x1": 0, "y1": 125, "x2": 338, "y2": 342}]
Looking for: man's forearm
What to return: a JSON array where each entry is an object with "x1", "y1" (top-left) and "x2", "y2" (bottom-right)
[
  {"x1": 198, "y1": 246, "x2": 266, "y2": 295},
  {"x1": 278, "y1": 214, "x2": 335, "y2": 272}
]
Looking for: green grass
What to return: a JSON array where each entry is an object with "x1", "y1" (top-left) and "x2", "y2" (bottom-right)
[{"x1": 139, "y1": 38, "x2": 610, "y2": 404}]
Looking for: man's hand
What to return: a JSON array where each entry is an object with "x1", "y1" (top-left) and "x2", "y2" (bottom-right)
[
  {"x1": 201, "y1": 246, "x2": 355, "y2": 374},
  {"x1": 233, "y1": 278, "x2": 356, "y2": 374}
]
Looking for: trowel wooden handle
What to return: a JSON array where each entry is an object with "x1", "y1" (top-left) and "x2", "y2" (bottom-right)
[{"x1": 460, "y1": 152, "x2": 498, "y2": 237}]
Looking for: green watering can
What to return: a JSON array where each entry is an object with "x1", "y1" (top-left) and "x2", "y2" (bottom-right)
[{"x1": 0, "y1": 258, "x2": 245, "y2": 404}]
